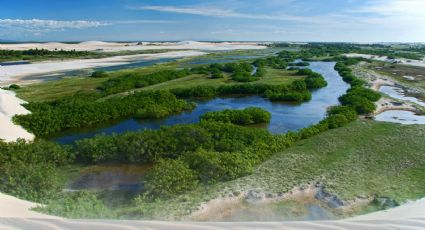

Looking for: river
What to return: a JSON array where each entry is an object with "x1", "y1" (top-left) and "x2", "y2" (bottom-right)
[{"x1": 53, "y1": 62, "x2": 350, "y2": 144}]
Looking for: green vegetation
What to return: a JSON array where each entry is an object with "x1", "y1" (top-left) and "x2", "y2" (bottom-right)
[
  {"x1": 90, "y1": 71, "x2": 109, "y2": 78},
  {"x1": 334, "y1": 59, "x2": 381, "y2": 114},
  {"x1": 144, "y1": 159, "x2": 199, "y2": 198},
  {"x1": 0, "y1": 140, "x2": 72, "y2": 202},
  {"x1": 2, "y1": 44, "x2": 424, "y2": 220},
  {"x1": 37, "y1": 191, "x2": 116, "y2": 219},
  {"x1": 0, "y1": 49, "x2": 94, "y2": 62},
  {"x1": 14, "y1": 91, "x2": 194, "y2": 136},
  {"x1": 0, "y1": 48, "x2": 178, "y2": 62},
  {"x1": 129, "y1": 121, "x2": 425, "y2": 219},
  {"x1": 99, "y1": 69, "x2": 191, "y2": 95},
  {"x1": 200, "y1": 107, "x2": 271, "y2": 125},
  {"x1": 73, "y1": 121, "x2": 284, "y2": 164}
]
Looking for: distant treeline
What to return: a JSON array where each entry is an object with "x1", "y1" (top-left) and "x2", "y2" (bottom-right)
[
  {"x1": 269, "y1": 43, "x2": 424, "y2": 60},
  {"x1": 0, "y1": 48, "x2": 93, "y2": 61}
]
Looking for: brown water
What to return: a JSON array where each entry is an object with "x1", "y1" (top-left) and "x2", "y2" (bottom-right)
[{"x1": 67, "y1": 164, "x2": 151, "y2": 192}]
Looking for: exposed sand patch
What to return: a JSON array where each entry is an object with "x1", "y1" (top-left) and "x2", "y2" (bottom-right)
[
  {"x1": 0, "y1": 41, "x2": 266, "y2": 52},
  {"x1": 351, "y1": 63, "x2": 424, "y2": 115},
  {"x1": 374, "y1": 97, "x2": 421, "y2": 115},
  {"x1": 0, "y1": 89, "x2": 34, "y2": 142},
  {"x1": 0, "y1": 50, "x2": 206, "y2": 85},
  {"x1": 190, "y1": 183, "x2": 371, "y2": 221},
  {"x1": 0, "y1": 192, "x2": 58, "y2": 219},
  {"x1": 345, "y1": 53, "x2": 425, "y2": 68}
]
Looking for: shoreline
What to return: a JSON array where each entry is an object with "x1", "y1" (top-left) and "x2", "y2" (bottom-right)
[
  {"x1": 0, "y1": 89, "x2": 34, "y2": 142},
  {"x1": 0, "y1": 50, "x2": 206, "y2": 86},
  {"x1": 352, "y1": 62, "x2": 424, "y2": 116}
]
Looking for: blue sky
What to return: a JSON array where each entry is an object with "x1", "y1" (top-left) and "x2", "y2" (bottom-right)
[{"x1": 0, "y1": 0, "x2": 424, "y2": 42}]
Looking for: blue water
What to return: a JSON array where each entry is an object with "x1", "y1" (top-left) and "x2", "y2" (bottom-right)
[
  {"x1": 53, "y1": 62, "x2": 350, "y2": 144},
  {"x1": 0, "y1": 61, "x2": 30, "y2": 66}
]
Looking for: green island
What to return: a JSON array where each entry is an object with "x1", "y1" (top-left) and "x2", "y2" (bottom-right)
[{"x1": 1, "y1": 42, "x2": 425, "y2": 221}]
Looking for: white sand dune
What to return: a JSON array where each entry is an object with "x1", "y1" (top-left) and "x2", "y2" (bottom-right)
[
  {"x1": 1, "y1": 191, "x2": 425, "y2": 229},
  {"x1": 0, "y1": 51, "x2": 206, "y2": 85},
  {"x1": 0, "y1": 193, "x2": 57, "y2": 219},
  {"x1": 0, "y1": 41, "x2": 266, "y2": 52},
  {"x1": 0, "y1": 89, "x2": 34, "y2": 142},
  {"x1": 345, "y1": 53, "x2": 425, "y2": 68}
]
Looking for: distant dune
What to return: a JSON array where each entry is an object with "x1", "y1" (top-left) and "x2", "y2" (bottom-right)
[{"x1": 0, "y1": 41, "x2": 266, "y2": 52}]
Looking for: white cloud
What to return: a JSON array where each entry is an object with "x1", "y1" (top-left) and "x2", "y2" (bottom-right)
[
  {"x1": 0, "y1": 19, "x2": 109, "y2": 31},
  {"x1": 0, "y1": 18, "x2": 177, "y2": 35},
  {"x1": 131, "y1": 5, "x2": 314, "y2": 23},
  {"x1": 354, "y1": 0, "x2": 425, "y2": 17}
]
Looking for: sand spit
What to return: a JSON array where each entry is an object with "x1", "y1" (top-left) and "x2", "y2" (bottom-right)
[
  {"x1": 0, "y1": 41, "x2": 266, "y2": 52},
  {"x1": 0, "y1": 50, "x2": 206, "y2": 85},
  {"x1": 0, "y1": 89, "x2": 34, "y2": 142}
]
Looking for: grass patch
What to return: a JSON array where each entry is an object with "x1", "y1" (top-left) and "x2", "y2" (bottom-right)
[{"x1": 131, "y1": 120, "x2": 425, "y2": 219}]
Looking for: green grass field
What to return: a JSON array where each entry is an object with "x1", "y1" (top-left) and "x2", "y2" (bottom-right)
[
  {"x1": 15, "y1": 64, "x2": 303, "y2": 102},
  {"x1": 128, "y1": 120, "x2": 425, "y2": 219}
]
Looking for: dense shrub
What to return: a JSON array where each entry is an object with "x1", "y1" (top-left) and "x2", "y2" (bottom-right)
[
  {"x1": 99, "y1": 69, "x2": 191, "y2": 95},
  {"x1": 144, "y1": 159, "x2": 199, "y2": 197},
  {"x1": 200, "y1": 107, "x2": 271, "y2": 125},
  {"x1": 335, "y1": 60, "x2": 381, "y2": 115},
  {"x1": 90, "y1": 71, "x2": 109, "y2": 78},
  {"x1": 39, "y1": 191, "x2": 115, "y2": 218},
  {"x1": 0, "y1": 140, "x2": 72, "y2": 202},
  {"x1": 8, "y1": 84, "x2": 21, "y2": 89},
  {"x1": 183, "y1": 149, "x2": 253, "y2": 184},
  {"x1": 14, "y1": 91, "x2": 193, "y2": 136},
  {"x1": 74, "y1": 121, "x2": 282, "y2": 164},
  {"x1": 265, "y1": 90, "x2": 312, "y2": 102}
]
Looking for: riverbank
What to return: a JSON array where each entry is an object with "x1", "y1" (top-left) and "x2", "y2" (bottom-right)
[
  {"x1": 0, "y1": 50, "x2": 206, "y2": 86},
  {"x1": 352, "y1": 62, "x2": 424, "y2": 116},
  {"x1": 0, "y1": 89, "x2": 34, "y2": 142}
]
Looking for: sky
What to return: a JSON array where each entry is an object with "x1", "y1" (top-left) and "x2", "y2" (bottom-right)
[{"x1": 0, "y1": 0, "x2": 424, "y2": 42}]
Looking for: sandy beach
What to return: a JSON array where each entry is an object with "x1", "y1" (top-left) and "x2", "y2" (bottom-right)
[
  {"x1": 0, "y1": 50, "x2": 206, "y2": 86},
  {"x1": 0, "y1": 89, "x2": 34, "y2": 142},
  {"x1": 0, "y1": 41, "x2": 266, "y2": 52}
]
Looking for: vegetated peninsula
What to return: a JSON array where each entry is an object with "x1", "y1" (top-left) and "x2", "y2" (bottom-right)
[{"x1": 0, "y1": 41, "x2": 424, "y2": 227}]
